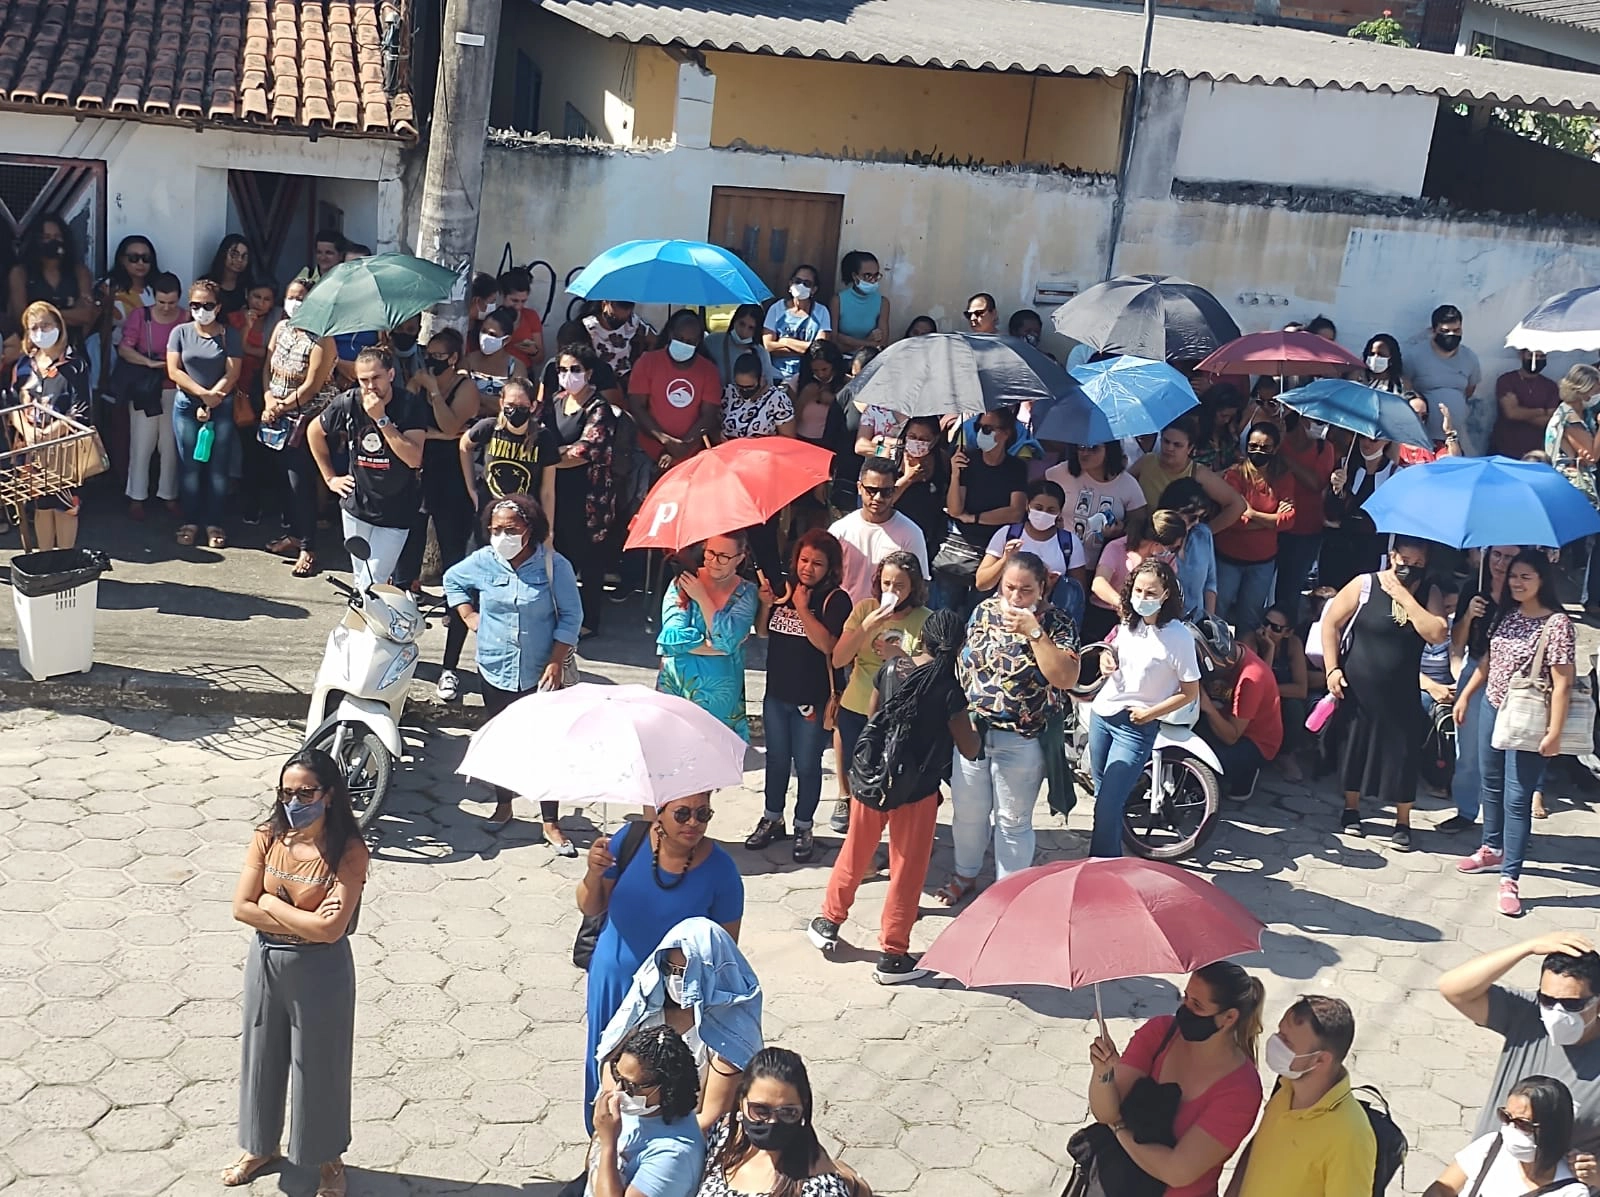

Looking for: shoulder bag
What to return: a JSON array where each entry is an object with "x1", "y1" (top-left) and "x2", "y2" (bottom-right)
[
  {"x1": 1492, "y1": 616, "x2": 1594, "y2": 755},
  {"x1": 571, "y1": 818, "x2": 651, "y2": 969},
  {"x1": 105, "y1": 307, "x2": 165, "y2": 418},
  {"x1": 816, "y1": 588, "x2": 844, "y2": 732},
  {"x1": 542, "y1": 547, "x2": 582, "y2": 690}
]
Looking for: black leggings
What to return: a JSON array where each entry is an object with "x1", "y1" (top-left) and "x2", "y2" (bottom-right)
[
  {"x1": 396, "y1": 440, "x2": 477, "y2": 668},
  {"x1": 282, "y1": 439, "x2": 320, "y2": 552},
  {"x1": 480, "y1": 679, "x2": 559, "y2": 821},
  {"x1": 553, "y1": 485, "x2": 607, "y2": 634}
]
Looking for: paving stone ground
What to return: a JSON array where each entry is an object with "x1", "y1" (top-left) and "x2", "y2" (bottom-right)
[{"x1": 0, "y1": 703, "x2": 1596, "y2": 1196}]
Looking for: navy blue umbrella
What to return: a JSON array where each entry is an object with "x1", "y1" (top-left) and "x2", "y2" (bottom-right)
[
  {"x1": 1361, "y1": 456, "x2": 1600, "y2": 548},
  {"x1": 840, "y1": 333, "x2": 1099, "y2": 422},
  {"x1": 1278, "y1": 378, "x2": 1433, "y2": 451},
  {"x1": 1507, "y1": 285, "x2": 1600, "y2": 354}
]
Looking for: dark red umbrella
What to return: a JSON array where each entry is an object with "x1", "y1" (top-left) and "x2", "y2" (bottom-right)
[
  {"x1": 624, "y1": 437, "x2": 835, "y2": 552},
  {"x1": 1195, "y1": 331, "x2": 1363, "y2": 379},
  {"x1": 920, "y1": 858, "x2": 1264, "y2": 994}
]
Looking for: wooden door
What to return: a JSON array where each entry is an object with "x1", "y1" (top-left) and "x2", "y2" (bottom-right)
[{"x1": 708, "y1": 187, "x2": 844, "y2": 304}]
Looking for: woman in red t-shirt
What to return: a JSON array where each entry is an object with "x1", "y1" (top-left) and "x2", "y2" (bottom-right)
[
  {"x1": 1088, "y1": 961, "x2": 1266, "y2": 1197},
  {"x1": 1213, "y1": 422, "x2": 1295, "y2": 633}
]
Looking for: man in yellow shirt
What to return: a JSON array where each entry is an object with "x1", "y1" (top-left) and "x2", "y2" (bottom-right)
[{"x1": 1226, "y1": 995, "x2": 1377, "y2": 1197}]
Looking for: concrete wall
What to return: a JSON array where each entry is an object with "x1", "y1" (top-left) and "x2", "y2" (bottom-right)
[
  {"x1": 1456, "y1": 0, "x2": 1600, "y2": 66},
  {"x1": 1173, "y1": 80, "x2": 1439, "y2": 196},
  {"x1": 0, "y1": 111, "x2": 404, "y2": 286}
]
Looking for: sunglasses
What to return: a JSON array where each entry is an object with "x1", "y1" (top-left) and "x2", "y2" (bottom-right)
[
  {"x1": 1073, "y1": 443, "x2": 1104, "y2": 452},
  {"x1": 744, "y1": 1100, "x2": 805, "y2": 1125},
  {"x1": 856, "y1": 271, "x2": 882, "y2": 283},
  {"x1": 964, "y1": 309, "x2": 990, "y2": 320},
  {"x1": 609, "y1": 1058, "x2": 657, "y2": 1097},
  {"x1": 669, "y1": 805, "x2": 714, "y2": 825},
  {"x1": 859, "y1": 484, "x2": 895, "y2": 498},
  {"x1": 278, "y1": 786, "x2": 323, "y2": 801},
  {"x1": 1264, "y1": 622, "x2": 1291, "y2": 633},
  {"x1": 1497, "y1": 1108, "x2": 1539, "y2": 1135},
  {"x1": 1537, "y1": 991, "x2": 1596, "y2": 1014},
  {"x1": 190, "y1": 302, "x2": 218, "y2": 312},
  {"x1": 703, "y1": 548, "x2": 742, "y2": 565},
  {"x1": 791, "y1": 277, "x2": 817, "y2": 287},
  {"x1": 123, "y1": 252, "x2": 152, "y2": 264}
]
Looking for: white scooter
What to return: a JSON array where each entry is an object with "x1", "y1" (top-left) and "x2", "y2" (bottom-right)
[{"x1": 304, "y1": 537, "x2": 422, "y2": 830}]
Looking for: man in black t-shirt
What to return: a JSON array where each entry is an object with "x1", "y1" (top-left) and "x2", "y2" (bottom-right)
[{"x1": 307, "y1": 348, "x2": 428, "y2": 589}]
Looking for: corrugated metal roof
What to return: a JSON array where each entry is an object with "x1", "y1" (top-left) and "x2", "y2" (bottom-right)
[
  {"x1": 539, "y1": 0, "x2": 1600, "y2": 114},
  {"x1": 1476, "y1": 0, "x2": 1600, "y2": 36}
]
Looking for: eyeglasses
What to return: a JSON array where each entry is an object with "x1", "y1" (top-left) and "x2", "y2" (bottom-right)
[
  {"x1": 703, "y1": 548, "x2": 742, "y2": 565},
  {"x1": 977, "y1": 423, "x2": 1002, "y2": 434},
  {"x1": 609, "y1": 1059, "x2": 657, "y2": 1097},
  {"x1": 791, "y1": 276, "x2": 817, "y2": 287},
  {"x1": 859, "y1": 484, "x2": 896, "y2": 498},
  {"x1": 122, "y1": 252, "x2": 152, "y2": 264},
  {"x1": 669, "y1": 805, "x2": 714, "y2": 825},
  {"x1": 1537, "y1": 991, "x2": 1597, "y2": 1014},
  {"x1": 857, "y1": 271, "x2": 882, "y2": 282},
  {"x1": 744, "y1": 1101, "x2": 805, "y2": 1125},
  {"x1": 1074, "y1": 443, "x2": 1104, "y2": 453},
  {"x1": 1497, "y1": 1108, "x2": 1539, "y2": 1135},
  {"x1": 278, "y1": 786, "x2": 323, "y2": 801},
  {"x1": 190, "y1": 302, "x2": 218, "y2": 312}
]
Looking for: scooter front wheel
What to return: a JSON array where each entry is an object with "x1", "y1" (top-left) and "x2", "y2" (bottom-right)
[
  {"x1": 1121, "y1": 752, "x2": 1222, "y2": 861},
  {"x1": 307, "y1": 719, "x2": 393, "y2": 832}
]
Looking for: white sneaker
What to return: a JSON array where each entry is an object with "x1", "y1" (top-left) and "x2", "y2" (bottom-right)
[{"x1": 436, "y1": 669, "x2": 461, "y2": 702}]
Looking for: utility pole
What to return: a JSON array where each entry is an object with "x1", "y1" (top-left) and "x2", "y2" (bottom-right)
[{"x1": 416, "y1": 0, "x2": 502, "y2": 333}]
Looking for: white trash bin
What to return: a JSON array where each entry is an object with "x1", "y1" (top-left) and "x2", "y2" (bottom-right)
[{"x1": 10, "y1": 549, "x2": 108, "y2": 682}]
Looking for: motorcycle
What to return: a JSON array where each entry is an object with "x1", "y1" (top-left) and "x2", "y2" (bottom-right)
[{"x1": 303, "y1": 537, "x2": 422, "y2": 830}]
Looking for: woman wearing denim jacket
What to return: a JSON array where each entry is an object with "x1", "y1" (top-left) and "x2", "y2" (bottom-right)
[{"x1": 443, "y1": 493, "x2": 582, "y2": 848}]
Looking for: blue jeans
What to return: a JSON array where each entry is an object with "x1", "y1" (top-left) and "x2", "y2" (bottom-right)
[
  {"x1": 172, "y1": 396, "x2": 238, "y2": 528},
  {"x1": 1215, "y1": 558, "x2": 1275, "y2": 632},
  {"x1": 1477, "y1": 698, "x2": 1543, "y2": 880},
  {"x1": 1452, "y1": 658, "x2": 1484, "y2": 820},
  {"x1": 762, "y1": 695, "x2": 829, "y2": 829},
  {"x1": 950, "y1": 727, "x2": 1045, "y2": 880},
  {"x1": 1274, "y1": 532, "x2": 1323, "y2": 623},
  {"x1": 1087, "y1": 709, "x2": 1159, "y2": 858}
]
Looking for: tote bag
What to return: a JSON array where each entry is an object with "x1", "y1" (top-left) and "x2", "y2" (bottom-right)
[{"x1": 1491, "y1": 616, "x2": 1595, "y2": 755}]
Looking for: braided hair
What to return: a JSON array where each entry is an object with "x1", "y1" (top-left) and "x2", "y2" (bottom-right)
[
  {"x1": 876, "y1": 607, "x2": 964, "y2": 729},
  {"x1": 616, "y1": 1024, "x2": 699, "y2": 1123}
]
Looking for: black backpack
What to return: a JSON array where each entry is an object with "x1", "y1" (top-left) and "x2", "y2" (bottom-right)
[
  {"x1": 848, "y1": 660, "x2": 945, "y2": 812},
  {"x1": 1352, "y1": 1085, "x2": 1407, "y2": 1196}
]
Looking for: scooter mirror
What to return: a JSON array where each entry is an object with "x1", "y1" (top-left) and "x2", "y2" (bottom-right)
[{"x1": 344, "y1": 536, "x2": 372, "y2": 561}]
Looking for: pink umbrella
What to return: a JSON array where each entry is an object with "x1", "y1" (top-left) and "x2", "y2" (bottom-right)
[
  {"x1": 457, "y1": 683, "x2": 749, "y2": 808},
  {"x1": 1195, "y1": 331, "x2": 1364, "y2": 379}
]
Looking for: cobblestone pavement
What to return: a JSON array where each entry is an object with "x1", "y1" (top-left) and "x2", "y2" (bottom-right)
[{"x1": 0, "y1": 704, "x2": 1596, "y2": 1197}]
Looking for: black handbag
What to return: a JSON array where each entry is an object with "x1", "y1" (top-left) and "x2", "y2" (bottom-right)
[
  {"x1": 106, "y1": 307, "x2": 165, "y2": 418},
  {"x1": 571, "y1": 819, "x2": 651, "y2": 969}
]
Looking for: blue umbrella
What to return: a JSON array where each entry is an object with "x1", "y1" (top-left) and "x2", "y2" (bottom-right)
[
  {"x1": 1278, "y1": 378, "x2": 1433, "y2": 451},
  {"x1": 1048, "y1": 355, "x2": 1196, "y2": 439},
  {"x1": 567, "y1": 239, "x2": 771, "y2": 306},
  {"x1": 1360, "y1": 455, "x2": 1600, "y2": 548}
]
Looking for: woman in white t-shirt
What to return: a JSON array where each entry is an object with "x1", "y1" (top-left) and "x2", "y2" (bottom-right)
[
  {"x1": 1085, "y1": 559, "x2": 1200, "y2": 859},
  {"x1": 974, "y1": 479, "x2": 1087, "y2": 618},
  {"x1": 1425, "y1": 1075, "x2": 1586, "y2": 1197},
  {"x1": 1044, "y1": 440, "x2": 1147, "y2": 574}
]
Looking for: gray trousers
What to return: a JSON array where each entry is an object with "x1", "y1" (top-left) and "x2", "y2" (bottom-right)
[{"x1": 239, "y1": 934, "x2": 356, "y2": 1165}]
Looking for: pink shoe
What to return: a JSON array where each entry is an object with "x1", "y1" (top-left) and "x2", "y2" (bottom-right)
[
  {"x1": 1457, "y1": 846, "x2": 1504, "y2": 874},
  {"x1": 1498, "y1": 879, "x2": 1523, "y2": 918}
]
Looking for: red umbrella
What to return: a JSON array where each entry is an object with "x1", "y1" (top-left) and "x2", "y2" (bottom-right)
[
  {"x1": 1195, "y1": 331, "x2": 1364, "y2": 379},
  {"x1": 920, "y1": 857, "x2": 1264, "y2": 998},
  {"x1": 625, "y1": 438, "x2": 835, "y2": 552}
]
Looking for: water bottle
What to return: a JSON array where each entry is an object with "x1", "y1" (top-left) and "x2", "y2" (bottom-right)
[
  {"x1": 194, "y1": 406, "x2": 215, "y2": 464},
  {"x1": 1305, "y1": 692, "x2": 1339, "y2": 734}
]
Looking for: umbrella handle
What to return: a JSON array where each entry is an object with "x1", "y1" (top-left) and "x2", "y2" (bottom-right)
[{"x1": 1095, "y1": 981, "x2": 1109, "y2": 1043}]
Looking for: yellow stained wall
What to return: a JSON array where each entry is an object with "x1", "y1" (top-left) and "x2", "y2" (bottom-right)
[{"x1": 704, "y1": 53, "x2": 1123, "y2": 172}]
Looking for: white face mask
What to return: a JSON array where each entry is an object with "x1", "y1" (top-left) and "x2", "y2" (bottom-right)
[
  {"x1": 283, "y1": 298, "x2": 303, "y2": 318},
  {"x1": 559, "y1": 370, "x2": 587, "y2": 394},
  {"x1": 664, "y1": 972, "x2": 687, "y2": 1007},
  {"x1": 1305, "y1": 420, "x2": 1328, "y2": 440},
  {"x1": 479, "y1": 332, "x2": 507, "y2": 354},
  {"x1": 1499, "y1": 1124, "x2": 1539, "y2": 1163},
  {"x1": 731, "y1": 330, "x2": 753, "y2": 346},
  {"x1": 192, "y1": 306, "x2": 217, "y2": 327},
  {"x1": 903, "y1": 438, "x2": 932, "y2": 458},
  {"x1": 1026, "y1": 508, "x2": 1058, "y2": 532},
  {"x1": 1131, "y1": 594, "x2": 1164, "y2": 619},
  {"x1": 974, "y1": 430, "x2": 999, "y2": 452},
  {"x1": 790, "y1": 282, "x2": 813, "y2": 301},
  {"x1": 1263, "y1": 1033, "x2": 1317, "y2": 1079},
  {"x1": 29, "y1": 326, "x2": 61, "y2": 350},
  {"x1": 1541, "y1": 999, "x2": 1595, "y2": 1046},
  {"x1": 617, "y1": 1092, "x2": 660, "y2": 1119},
  {"x1": 854, "y1": 280, "x2": 879, "y2": 295},
  {"x1": 490, "y1": 531, "x2": 524, "y2": 561},
  {"x1": 1366, "y1": 354, "x2": 1389, "y2": 373},
  {"x1": 667, "y1": 339, "x2": 696, "y2": 364}
]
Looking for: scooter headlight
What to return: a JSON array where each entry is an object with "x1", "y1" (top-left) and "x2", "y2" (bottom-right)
[{"x1": 378, "y1": 642, "x2": 419, "y2": 691}]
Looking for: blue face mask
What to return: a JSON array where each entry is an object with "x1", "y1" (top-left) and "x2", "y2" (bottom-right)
[
  {"x1": 855, "y1": 280, "x2": 880, "y2": 295},
  {"x1": 284, "y1": 798, "x2": 325, "y2": 829},
  {"x1": 974, "y1": 430, "x2": 999, "y2": 452}
]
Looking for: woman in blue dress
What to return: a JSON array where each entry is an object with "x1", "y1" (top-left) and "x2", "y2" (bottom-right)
[
  {"x1": 576, "y1": 794, "x2": 745, "y2": 1131},
  {"x1": 657, "y1": 533, "x2": 760, "y2": 740}
]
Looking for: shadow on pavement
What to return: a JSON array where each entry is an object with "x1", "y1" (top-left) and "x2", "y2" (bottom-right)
[{"x1": 96, "y1": 576, "x2": 310, "y2": 620}]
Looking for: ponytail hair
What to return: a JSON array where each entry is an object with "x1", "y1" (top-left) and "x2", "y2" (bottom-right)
[{"x1": 1194, "y1": 961, "x2": 1266, "y2": 1063}]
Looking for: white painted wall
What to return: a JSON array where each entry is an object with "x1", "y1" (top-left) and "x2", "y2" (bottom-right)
[
  {"x1": 1173, "y1": 81, "x2": 1439, "y2": 197},
  {"x1": 0, "y1": 112, "x2": 407, "y2": 285},
  {"x1": 1456, "y1": 0, "x2": 1600, "y2": 66}
]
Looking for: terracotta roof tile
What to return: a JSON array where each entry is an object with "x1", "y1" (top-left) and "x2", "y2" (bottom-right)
[{"x1": 0, "y1": 0, "x2": 415, "y2": 137}]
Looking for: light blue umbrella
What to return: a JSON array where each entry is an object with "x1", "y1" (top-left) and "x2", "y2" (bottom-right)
[
  {"x1": 1360, "y1": 455, "x2": 1600, "y2": 548},
  {"x1": 566, "y1": 240, "x2": 772, "y2": 306},
  {"x1": 1278, "y1": 378, "x2": 1432, "y2": 451},
  {"x1": 1063, "y1": 355, "x2": 1197, "y2": 438}
]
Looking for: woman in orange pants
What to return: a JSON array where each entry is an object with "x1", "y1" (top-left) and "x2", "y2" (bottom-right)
[{"x1": 806, "y1": 609, "x2": 979, "y2": 985}]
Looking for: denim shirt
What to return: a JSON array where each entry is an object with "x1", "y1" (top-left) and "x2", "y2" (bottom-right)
[
  {"x1": 1176, "y1": 522, "x2": 1217, "y2": 621},
  {"x1": 443, "y1": 544, "x2": 582, "y2": 692}
]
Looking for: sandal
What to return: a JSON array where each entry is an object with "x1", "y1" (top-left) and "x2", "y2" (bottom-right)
[
  {"x1": 221, "y1": 1152, "x2": 279, "y2": 1187},
  {"x1": 316, "y1": 1160, "x2": 347, "y2": 1197},
  {"x1": 292, "y1": 551, "x2": 318, "y2": 578},
  {"x1": 207, "y1": 527, "x2": 227, "y2": 549},
  {"x1": 176, "y1": 524, "x2": 199, "y2": 547},
  {"x1": 934, "y1": 874, "x2": 978, "y2": 907},
  {"x1": 266, "y1": 535, "x2": 301, "y2": 557},
  {"x1": 1533, "y1": 797, "x2": 1549, "y2": 820}
]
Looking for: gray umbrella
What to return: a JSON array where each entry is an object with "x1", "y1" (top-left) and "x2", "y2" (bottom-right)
[{"x1": 840, "y1": 332, "x2": 1090, "y2": 418}]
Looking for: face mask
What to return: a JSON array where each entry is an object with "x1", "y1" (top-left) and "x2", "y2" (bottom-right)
[
  {"x1": 903, "y1": 438, "x2": 932, "y2": 458},
  {"x1": 559, "y1": 370, "x2": 587, "y2": 394},
  {"x1": 283, "y1": 797, "x2": 324, "y2": 829},
  {"x1": 1526, "y1": 354, "x2": 1547, "y2": 374},
  {"x1": 1366, "y1": 354, "x2": 1389, "y2": 374},
  {"x1": 1588, "y1": 391, "x2": 1600, "y2": 410},
  {"x1": 29, "y1": 326, "x2": 61, "y2": 350},
  {"x1": 490, "y1": 531, "x2": 524, "y2": 561},
  {"x1": 742, "y1": 1117, "x2": 803, "y2": 1152},
  {"x1": 193, "y1": 307, "x2": 217, "y2": 327},
  {"x1": 1130, "y1": 594, "x2": 1164, "y2": 619},
  {"x1": 1392, "y1": 563, "x2": 1419, "y2": 584},
  {"x1": 854, "y1": 280, "x2": 879, "y2": 295},
  {"x1": 617, "y1": 1093, "x2": 659, "y2": 1119},
  {"x1": 479, "y1": 333, "x2": 507, "y2": 354},
  {"x1": 503, "y1": 406, "x2": 531, "y2": 429},
  {"x1": 1434, "y1": 332, "x2": 1462, "y2": 351},
  {"x1": 668, "y1": 339, "x2": 697, "y2": 364},
  {"x1": 1306, "y1": 420, "x2": 1328, "y2": 440},
  {"x1": 790, "y1": 282, "x2": 813, "y2": 301},
  {"x1": 1264, "y1": 1033, "x2": 1317, "y2": 1079},
  {"x1": 1500, "y1": 1124, "x2": 1539, "y2": 1163},
  {"x1": 664, "y1": 973, "x2": 687, "y2": 1007},
  {"x1": 1024, "y1": 332, "x2": 1041, "y2": 347},
  {"x1": 1246, "y1": 450, "x2": 1275, "y2": 467},
  {"x1": 1174, "y1": 1004, "x2": 1223, "y2": 1042},
  {"x1": 283, "y1": 298, "x2": 303, "y2": 318},
  {"x1": 1541, "y1": 1000, "x2": 1595, "y2": 1046},
  {"x1": 974, "y1": 430, "x2": 999, "y2": 452},
  {"x1": 40, "y1": 239, "x2": 63, "y2": 258},
  {"x1": 426, "y1": 356, "x2": 453, "y2": 377},
  {"x1": 731, "y1": 330, "x2": 753, "y2": 346},
  {"x1": 1026, "y1": 508, "x2": 1058, "y2": 532},
  {"x1": 391, "y1": 332, "x2": 417, "y2": 351}
]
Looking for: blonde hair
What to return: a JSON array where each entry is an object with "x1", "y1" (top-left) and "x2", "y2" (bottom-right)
[
  {"x1": 20, "y1": 301, "x2": 66, "y2": 354},
  {"x1": 1560, "y1": 364, "x2": 1600, "y2": 409}
]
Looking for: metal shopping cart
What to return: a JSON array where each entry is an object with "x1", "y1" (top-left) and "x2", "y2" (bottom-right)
[{"x1": 0, "y1": 404, "x2": 108, "y2": 549}]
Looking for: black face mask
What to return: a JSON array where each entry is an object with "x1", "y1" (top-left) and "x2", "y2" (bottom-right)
[
  {"x1": 503, "y1": 406, "x2": 531, "y2": 429},
  {"x1": 426, "y1": 356, "x2": 453, "y2": 376},
  {"x1": 737, "y1": 385, "x2": 762, "y2": 400},
  {"x1": 391, "y1": 332, "x2": 417, "y2": 352},
  {"x1": 1434, "y1": 332, "x2": 1462, "y2": 351},
  {"x1": 1246, "y1": 450, "x2": 1275, "y2": 467},
  {"x1": 742, "y1": 1117, "x2": 803, "y2": 1152},
  {"x1": 1174, "y1": 1004, "x2": 1224, "y2": 1042},
  {"x1": 1393, "y1": 562, "x2": 1420, "y2": 584},
  {"x1": 40, "y1": 239, "x2": 63, "y2": 258},
  {"x1": 600, "y1": 310, "x2": 627, "y2": 330},
  {"x1": 1526, "y1": 355, "x2": 1547, "y2": 375}
]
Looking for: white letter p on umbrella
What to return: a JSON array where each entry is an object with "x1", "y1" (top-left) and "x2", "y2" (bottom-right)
[{"x1": 648, "y1": 501, "x2": 679, "y2": 539}]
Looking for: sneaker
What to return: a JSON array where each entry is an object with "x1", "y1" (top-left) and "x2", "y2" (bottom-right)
[
  {"x1": 807, "y1": 916, "x2": 840, "y2": 953},
  {"x1": 1389, "y1": 825, "x2": 1412, "y2": 852},
  {"x1": 1498, "y1": 879, "x2": 1523, "y2": 917},
  {"x1": 829, "y1": 798, "x2": 851, "y2": 834},
  {"x1": 744, "y1": 816, "x2": 787, "y2": 850},
  {"x1": 242, "y1": 511, "x2": 261, "y2": 526},
  {"x1": 608, "y1": 587, "x2": 633, "y2": 605},
  {"x1": 1339, "y1": 809, "x2": 1364, "y2": 837},
  {"x1": 873, "y1": 953, "x2": 929, "y2": 985},
  {"x1": 1458, "y1": 845, "x2": 1505, "y2": 874},
  {"x1": 792, "y1": 828, "x2": 815, "y2": 864},
  {"x1": 1435, "y1": 814, "x2": 1479, "y2": 834},
  {"x1": 436, "y1": 669, "x2": 461, "y2": 702}
]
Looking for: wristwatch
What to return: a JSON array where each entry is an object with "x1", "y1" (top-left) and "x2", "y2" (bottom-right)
[
  {"x1": 376, "y1": 415, "x2": 393, "y2": 429},
  {"x1": 1028, "y1": 626, "x2": 1043, "y2": 641}
]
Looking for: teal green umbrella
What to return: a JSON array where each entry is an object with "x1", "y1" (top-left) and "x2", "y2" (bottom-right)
[{"x1": 288, "y1": 253, "x2": 458, "y2": 338}]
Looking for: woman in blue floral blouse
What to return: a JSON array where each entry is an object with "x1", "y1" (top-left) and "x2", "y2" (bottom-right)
[{"x1": 658, "y1": 532, "x2": 760, "y2": 740}]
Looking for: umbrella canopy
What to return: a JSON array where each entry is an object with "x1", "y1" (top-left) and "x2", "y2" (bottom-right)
[
  {"x1": 458, "y1": 683, "x2": 748, "y2": 807},
  {"x1": 1507, "y1": 286, "x2": 1600, "y2": 353},
  {"x1": 1039, "y1": 355, "x2": 1198, "y2": 440},
  {"x1": 920, "y1": 857, "x2": 1264, "y2": 991},
  {"x1": 288, "y1": 253, "x2": 458, "y2": 339},
  {"x1": 1195, "y1": 331, "x2": 1364, "y2": 379},
  {"x1": 1277, "y1": 378, "x2": 1433, "y2": 451},
  {"x1": 840, "y1": 332, "x2": 1091, "y2": 420},
  {"x1": 1360, "y1": 455, "x2": 1600, "y2": 549},
  {"x1": 1051, "y1": 275, "x2": 1241, "y2": 364},
  {"x1": 625, "y1": 438, "x2": 836, "y2": 552},
  {"x1": 567, "y1": 240, "x2": 772, "y2": 307}
]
